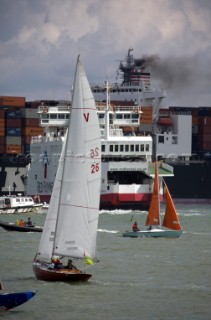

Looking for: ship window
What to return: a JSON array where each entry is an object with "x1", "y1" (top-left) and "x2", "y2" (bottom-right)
[
  {"x1": 16, "y1": 199, "x2": 20, "y2": 202},
  {"x1": 135, "y1": 144, "x2": 139, "y2": 152},
  {"x1": 58, "y1": 114, "x2": 65, "y2": 119},
  {"x1": 146, "y1": 144, "x2": 149, "y2": 151},
  {"x1": 5, "y1": 199, "x2": 10, "y2": 205},
  {"x1": 125, "y1": 145, "x2": 129, "y2": 152},
  {"x1": 132, "y1": 114, "x2": 139, "y2": 119},
  {"x1": 110, "y1": 145, "x2": 113, "y2": 152},
  {"x1": 115, "y1": 145, "x2": 118, "y2": 152},
  {"x1": 42, "y1": 114, "x2": 49, "y2": 119},
  {"x1": 116, "y1": 114, "x2": 122, "y2": 119},
  {"x1": 172, "y1": 136, "x2": 178, "y2": 144},
  {"x1": 101, "y1": 145, "x2": 105, "y2": 152},
  {"x1": 158, "y1": 135, "x2": 164, "y2": 144},
  {"x1": 141, "y1": 144, "x2": 144, "y2": 151},
  {"x1": 120, "y1": 145, "x2": 124, "y2": 152},
  {"x1": 124, "y1": 114, "x2": 130, "y2": 119},
  {"x1": 98, "y1": 114, "x2": 104, "y2": 119},
  {"x1": 35, "y1": 174, "x2": 37, "y2": 180},
  {"x1": 66, "y1": 114, "x2": 69, "y2": 119},
  {"x1": 130, "y1": 145, "x2": 134, "y2": 152},
  {"x1": 50, "y1": 114, "x2": 57, "y2": 119}
]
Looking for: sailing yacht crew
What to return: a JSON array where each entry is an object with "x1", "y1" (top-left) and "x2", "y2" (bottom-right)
[{"x1": 132, "y1": 221, "x2": 140, "y2": 232}]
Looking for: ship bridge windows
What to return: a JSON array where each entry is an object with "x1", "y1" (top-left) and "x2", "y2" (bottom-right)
[
  {"x1": 135, "y1": 144, "x2": 139, "y2": 152},
  {"x1": 115, "y1": 145, "x2": 118, "y2": 152},
  {"x1": 116, "y1": 114, "x2": 123, "y2": 119},
  {"x1": 158, "y1": 136, "x2": 164, "y2": 144},
  {"x1": 109, "y1": 145, "x2": 113, "y2": 152},
  {"x1": 125, "y1": 145, "x2": 129, "y2": 152},
  {"x1": 172, "y1": 136, "x2": 178, "y2": 144},
  {"x1": 58, "y1": 114, "x2": 65, "y2": 119},
  {"x1": 50, "y1": 114, "x2": 57, "y2": 119},
  {"x1": 130, "y1": 145, "x2": 134, "y2": 152},
  {"x1": 101, "y1": 145, "x2": 105, "y2": 152},
  {"x1": 66, "y1": 114, "x2": 69, "y2": 119},
  {"x1": 42, "y1": 114, "x2": 49, "y2": 119},
  {"x1": 141, "y1": 144, "x2": 144, "y2": 151}
]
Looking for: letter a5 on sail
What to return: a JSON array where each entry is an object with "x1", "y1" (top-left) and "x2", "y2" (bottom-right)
[{"x1": 33, "y1": 56, "x2": 101, "y2": 282}]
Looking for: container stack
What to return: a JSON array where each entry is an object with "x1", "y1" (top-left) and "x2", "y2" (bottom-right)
[
  {"x1": 139, "y1": 106, "x2": 153, "y2": 133},
  {"x1": 0, "y1": 96, "x2": 25, "y2": 156},
  {"x1": 0, "y1": 109, "x2": 5, "y2": 154},
  {"x1": 198, "y1": 108, "x2": 211, "y2": 153},
  {"x1": 5, "y1": 109, "x2": 22, "y2": 154},
  {"x1": 21, "y1": 108, "x2": 44, "y2": 154}
]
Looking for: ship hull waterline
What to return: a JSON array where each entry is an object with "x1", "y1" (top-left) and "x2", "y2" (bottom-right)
[
  {"x1": 123, "y1": 229, "x2": 183, "y2": 238},
  {"x1": 33, "y1": 261, "x2": 92, "y2": 282},
  {"x1": 35, "y1": 193, "x2": 152, "y2": 210}
]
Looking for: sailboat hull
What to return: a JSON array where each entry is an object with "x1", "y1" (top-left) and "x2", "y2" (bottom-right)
[
  {"x1": 33, "y1": 261, "x2": 92, "y2": 282},
  {"x1": 123, "y1": 229, "x2": 183, "y2": 238}
]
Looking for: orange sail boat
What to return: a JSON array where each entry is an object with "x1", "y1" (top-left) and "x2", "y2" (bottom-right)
[{"x1": 123, "y1": 162, "x2": 183, "y2": 238}]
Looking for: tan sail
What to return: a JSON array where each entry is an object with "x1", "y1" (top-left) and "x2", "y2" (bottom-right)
[
  {"x1": 145, "y1": 162, "x2": 160, "y2": 226},
  {"x1": 162, "y1": 180, "x2": 182, "y2": 231}
]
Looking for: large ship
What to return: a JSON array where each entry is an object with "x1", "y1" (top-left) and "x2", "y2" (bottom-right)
[
  {"x1": 26, "y1": 49, "x2": 175, "y2": 209},
  {"x1": 1, "y1": 49, "x2": 210, "y2": 206}
]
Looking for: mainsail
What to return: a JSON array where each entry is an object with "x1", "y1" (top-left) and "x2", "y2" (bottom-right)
[
  {"x1": 162, "y1": 180, "x2": 182, "y2": 231},
  {"x1": 37, "y1": 56, "x2": 101, "y2": 262},
  {"x1": 145, "y1": 161, "x2": 160, "y2": 226}
]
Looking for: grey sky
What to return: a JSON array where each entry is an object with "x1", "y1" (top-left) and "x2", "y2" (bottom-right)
[{"x1": 0, "y1": 0, "x2": 211, "y2": 107}]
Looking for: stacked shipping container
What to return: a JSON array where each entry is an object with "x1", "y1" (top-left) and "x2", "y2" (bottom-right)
[{"x1": 0, "y1": 96, "x2": 43, "y2": 157}]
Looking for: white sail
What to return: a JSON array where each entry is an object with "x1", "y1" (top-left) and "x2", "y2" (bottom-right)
[
  {"x1": 38, "y1": 56, "x2": 101, "y2": 261},
  {"x1": 37, "y1": 133, "x2": 67, "y2": 260}
]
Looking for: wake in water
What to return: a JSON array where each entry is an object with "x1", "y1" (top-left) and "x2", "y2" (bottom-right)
[{"x1": 98, "y1": 228, "x2": 119, "y2": 234}]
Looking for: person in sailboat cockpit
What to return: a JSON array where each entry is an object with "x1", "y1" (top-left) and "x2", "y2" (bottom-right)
[{"x1": 132, "y1": 221, "x2": 140, "y2": 232}]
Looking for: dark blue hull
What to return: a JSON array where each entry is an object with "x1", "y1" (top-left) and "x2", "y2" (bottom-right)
[{"x1": 0, "y1": 291, "x2": 35, "y2": 310}]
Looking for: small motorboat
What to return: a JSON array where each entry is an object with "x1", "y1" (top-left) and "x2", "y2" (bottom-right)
[
  {"x1": 0, "y1": 221, "x2": 43, "y2": 232},
  {"x1": 0, "y1": 194, "x2": 43, "y2": 214}
]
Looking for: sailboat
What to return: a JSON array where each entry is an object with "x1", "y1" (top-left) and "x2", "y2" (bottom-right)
[
  {"x1": 33, "y1": 56, "x2": 101, "y2": 282},
  {"x1": 123, "y1": 162, "x2": 183, "y2": 238}
]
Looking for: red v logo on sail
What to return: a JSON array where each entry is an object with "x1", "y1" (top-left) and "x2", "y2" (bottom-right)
[{"x1": 83, "y1": 113, "x2": 89, "y2": 122}]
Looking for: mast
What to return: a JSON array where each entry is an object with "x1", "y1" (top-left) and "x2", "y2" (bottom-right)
[{"x1": 105, "y1": 81, "x2": 110, "y2": 140}]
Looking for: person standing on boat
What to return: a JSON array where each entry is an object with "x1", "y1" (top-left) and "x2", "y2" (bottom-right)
[
  {"x1": 132, "y1": 221, "x2": 140, "y2": 232},
  {"x1": 26, "y1": 217, "x2": 33, "y2": 227}
]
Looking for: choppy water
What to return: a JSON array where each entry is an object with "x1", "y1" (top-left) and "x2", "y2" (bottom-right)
[{"x1": 0, "y1": 204, "x2": 211, "y2": 319}]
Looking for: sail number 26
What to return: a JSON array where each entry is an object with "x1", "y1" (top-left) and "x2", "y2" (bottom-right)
[{"x1": 90, "y1": 147, "x2": 100, "y2": 174}]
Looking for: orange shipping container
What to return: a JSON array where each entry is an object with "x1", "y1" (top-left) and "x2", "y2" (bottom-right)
[
  {"x1": 198, "y1": 117, "x2": 211, "y2": 126},
  {"x1": 0, "y1": 127, "x2": 4, "y2": 136},
  {"x1": 0, "y1": 119, "x2": 5, "y2": 127},
  {"x1": 0, "y1": 145, "x2": 5, "y2": 153},
  {"x1": 5, "y1": 118, "x2": 22, "y2": 127},
  {"x1": 192, "y1": 117, "x2": 198, "y2": 126},
  {"x1": 6, "y1": 145, "x2": 22, "y2": 154},
  {"x1": 0, "y1": 96, "x2": 25, "y2": 107},
  {"x1": 22, "y1": 118, "x2": 40, "y2": 127},
  {"x1": 0, "y1": 109, "x2": 5, "y2": 118},
  {"x1": 22, "y1": 127, "x2": 44, "y2": 136}
]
